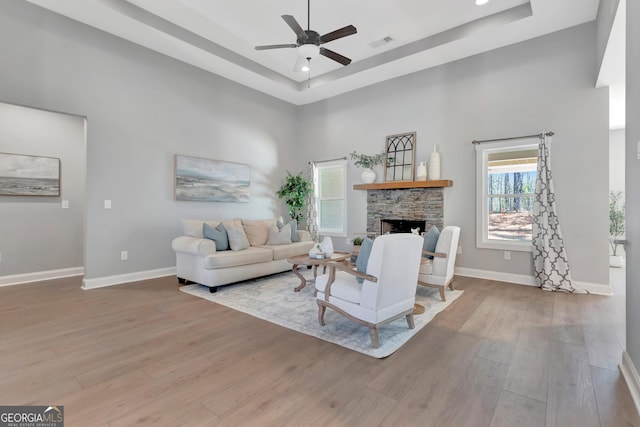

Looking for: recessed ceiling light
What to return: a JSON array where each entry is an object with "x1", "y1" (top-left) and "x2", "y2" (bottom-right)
[{"x1": 476, "y1": 0, "x2": 490, "y2": 5}]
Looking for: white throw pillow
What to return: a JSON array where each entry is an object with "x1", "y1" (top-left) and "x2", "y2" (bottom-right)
[
  {"x1": 222, "y1": 218, "x2": 250, "y2": 251},
  {"x1": 266, "y1": 223, "x2": 292, "y2": 245}
]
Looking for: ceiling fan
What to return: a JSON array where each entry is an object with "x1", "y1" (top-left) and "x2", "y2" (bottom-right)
[{"x1": 254, "y1": 0, "x2": 357, "y2": 72}]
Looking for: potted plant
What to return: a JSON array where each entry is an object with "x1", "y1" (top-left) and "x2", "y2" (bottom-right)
[
  {"x1": 609, "y1": 190, "x2": 625, "y2": 268},
  {"x1": 276, "y1": 171, "x2": 312, "y2": 223},
  {"x1": 350, "y1": 151, "x2": 387, "y2": 183},
  {"x1": 350, "y1": 236, "x2": 364, "y2": 264}
]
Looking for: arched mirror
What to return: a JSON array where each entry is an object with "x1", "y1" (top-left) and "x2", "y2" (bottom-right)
[{"x1": 384, "y1": 132, "x2": 416, "y2": 182}]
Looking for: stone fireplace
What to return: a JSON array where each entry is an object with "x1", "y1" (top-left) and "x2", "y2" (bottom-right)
[{"x1": 366, "y1": 188, "x2": 444, "y2": 235}]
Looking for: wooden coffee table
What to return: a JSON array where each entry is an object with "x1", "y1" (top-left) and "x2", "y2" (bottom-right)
[{"x1": 287, "y1": 251, "x2": 352, "y2": 292}]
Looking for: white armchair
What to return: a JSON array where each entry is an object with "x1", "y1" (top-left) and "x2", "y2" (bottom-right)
[
  {"x1": 418, "y1": 226, "x2": 460, "y2": 301},
  {"x1": 315, "y1": 234, "x2": 424, "y2": 348}
]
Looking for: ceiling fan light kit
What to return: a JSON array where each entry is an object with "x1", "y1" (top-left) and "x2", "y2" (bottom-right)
[
  {"x1": 254, "y1": 0, "x2": 357, "y2": 73},
  {"x1": 298, "y1": 44, "x2": 320, "y2": 60}
]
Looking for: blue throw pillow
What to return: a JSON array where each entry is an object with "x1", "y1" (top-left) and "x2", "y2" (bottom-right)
[
  {"x1": 277, "y1": 218, "x2": 299, "y2": 242},
  {"x1": 203, "y1": 222, "x2": 229, "y2": 251},
  {"x1": 422, "y1": 225, "x2": 440, "y2": 259},
  {"x1": 355, "y1": 237, "x2": 374, "y2": 283}
]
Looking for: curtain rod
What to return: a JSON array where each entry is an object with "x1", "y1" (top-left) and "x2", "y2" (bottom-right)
[
  {"x1": 472, "y1": 131, "x2": 554, "y2": 145},
  {"x1": 309, "y1": 157, "x2": 346, "y2": 164}
]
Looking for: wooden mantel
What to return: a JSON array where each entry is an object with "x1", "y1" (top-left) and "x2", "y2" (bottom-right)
[{"x1": 353, "y1": 180, "x2": 453, "y2": 190}]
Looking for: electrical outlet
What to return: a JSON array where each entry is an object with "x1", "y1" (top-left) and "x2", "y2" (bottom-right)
[
  {"x1": 504, "y1": 251, "x2": 511, "y2": 260},
  {"x1": 0, "y1": 252, "x2": 2, "y2": 262},
  {"x1": 104, "y1": 200, "x2": 112, "y2": 209},
  {"x1": 61, "y1": 200, "x2": 69, "y2": 209},
  {"x1": 457, "y1": 246, "x2": 462, "y2": 255},
  {"x1": 121, "y1": 251, "x2": 128, "y2": 261}
]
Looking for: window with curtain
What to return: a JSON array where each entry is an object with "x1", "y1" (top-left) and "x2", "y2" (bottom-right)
[
  {"x1": 314, "y1": 159, "x2": 347, "y2": 236},
  {"x1": 476, "y1": 142, "x2": 538, "y2": 251}
]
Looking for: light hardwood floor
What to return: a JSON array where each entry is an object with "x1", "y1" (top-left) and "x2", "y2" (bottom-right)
[{"x1": 0, "y1": 273, "x2": 638, "y2": 427}]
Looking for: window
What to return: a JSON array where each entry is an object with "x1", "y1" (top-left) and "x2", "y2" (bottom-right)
[
  {"x1": 476, "y1": 142, "x2": 538, "y2": 251},
  {"x1": 314, "y1": 159, "x2": 347, "y2": 236}
]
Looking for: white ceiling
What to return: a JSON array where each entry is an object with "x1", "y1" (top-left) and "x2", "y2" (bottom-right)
[{"x1": 25, "y1": 0, "x2": 601, "y2": 106}]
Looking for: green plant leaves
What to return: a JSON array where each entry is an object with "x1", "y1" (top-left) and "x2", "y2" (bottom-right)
[{"x1": 276, "y1": 171, "x2": 311, "y2": 222}]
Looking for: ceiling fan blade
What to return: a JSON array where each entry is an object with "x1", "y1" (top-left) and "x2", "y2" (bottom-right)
[
  {"x1": 282, "y1": 15, "x2": 307, "y2": 41},
  {"x1": 320, "y1": 25, "x2": 357, "y2": 44},
  {"x1": 320, "y1": 47, "x2": 352, "y2": 66},
  {"x1": 255, "y1": 44, "x2": 297, "y2": 51}
]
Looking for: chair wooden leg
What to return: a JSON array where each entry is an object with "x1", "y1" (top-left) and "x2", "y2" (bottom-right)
[
  {"x1": 317, "y1": 302, "x2": 326, "y2": 326},
  {"x1": 439, "y1": 286, "x2": 446, "y2": 302},
  {"x1": 449, "y1": 279, "x2": 455, "y2": 291},
  {"x1": 405, "y1": 313, "x2": 415, "y2": 329},
  {"x1": 369, "y1": 327, "x2": 380, "y2": 348}
]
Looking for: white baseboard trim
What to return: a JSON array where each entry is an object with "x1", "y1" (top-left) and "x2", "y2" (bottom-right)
[
  {"x1": 574, "y1": 280, "x2": 613, "y2": 296},
  {"x1": 0, "y1": 267, "x2": 84, "y2": 287},
  {"x1": 620, "y1": 351, "x2": 640, "y2": 415},
  {"x1": 455, "y1": 267, "x2": 537, "y2": 286},
  {"x1": 82, "y1": 267, "x2": 176, "y2": 290},
  {"x1": 454, "y1": 267, "x2": 611, "y2": 295}
]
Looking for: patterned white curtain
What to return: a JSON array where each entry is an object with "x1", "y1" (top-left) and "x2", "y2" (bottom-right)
[
  {"x1": 307, "y1": 161, "x2": 319, "y2": 242},
  {"x1": 532, "y1": 134, "x2": 582, "y2": 292}
]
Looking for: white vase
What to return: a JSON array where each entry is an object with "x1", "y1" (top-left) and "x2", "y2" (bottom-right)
[
  {"x1": 428, "y1": 145, "x2": 441, "y2": 180},
  {"x1": 320, "y1": 236, "x2": 334, "y2": 258},
  {"x1": 360, "y1": 168, "x2": 376, "y2": 184},
  {"x1": 416, "y1": 161, "x2": 427, "y2": 181},
  {"x1": 308, "y1": 244, "x2": 324, "y2": 259},
  {"x1": 609, "y1": 255, "x2": 624, "y2": 268}
]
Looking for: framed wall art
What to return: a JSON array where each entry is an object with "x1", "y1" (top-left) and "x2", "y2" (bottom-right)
[
  {"x1": 0, "y1": 152, "x2": 61, "y2": 196},
  {"x1": 384, "y1": 131, "x2": 416, "y2": 182},
  {"x1": 174, "y1": 155, "x2": 250, "y2": 202}
]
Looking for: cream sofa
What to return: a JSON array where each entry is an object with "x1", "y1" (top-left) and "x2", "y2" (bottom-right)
[{"x1": 172, "y1": 218, "x2": 315, "y2": 292}]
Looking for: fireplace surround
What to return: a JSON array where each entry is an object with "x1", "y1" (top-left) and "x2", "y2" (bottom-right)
[{"x1": 366, "y1": 188, "x2": 444, "y2": 235}]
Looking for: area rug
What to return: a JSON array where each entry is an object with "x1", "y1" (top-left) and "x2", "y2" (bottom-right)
[{"x1": 179, "y1": 270, "x2": 462, "y2": 358}]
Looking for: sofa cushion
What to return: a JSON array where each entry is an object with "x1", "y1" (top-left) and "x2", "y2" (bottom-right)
[
  {"x1": 277, "y1": 218, "x2": 300, "y2": 242},
  {"x1": 182, "y1": 219, "x2": 220, "y2": 238},
  {"x1": 223, "y1": 218, "x2": 250, "y2": 251},
  {"x1": 203, "y1": 222, "x2": 229, "y2": 251},
  {"x1": 267, "y1": 223, "x2": 292, "y2": 245},
  {"x1": 242, "y1": 219, "x2": 276, "y2": 246},
  {"x1": 261, "y1": 241, "x2": 316, "y2": 260},
  {"x1": 203, "y1": 246, "x2": 273, "y2": 269}
]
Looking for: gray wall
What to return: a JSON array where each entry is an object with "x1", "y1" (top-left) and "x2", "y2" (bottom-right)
[
  {"x1": 610, "y1": 129, "x2": 626, "y2": 195},
  {"x1": 0, "y1": 1, "x2": 611, "y2": 289},
  {"x1": 596, "y1": 0, "x2": 621, "y2": 75},
  {"x1": 0, "y1": 0, "x2": 298, "y2": 279},
  {"x1": 0, "y1": 103, "x2": 85, "y2": 275},
  {"x1": 297, "y1": 23, "x2": 610, "y2": 286},
  {"x1": 626, "y1": 0, "x2": 640, "y2": 381}
]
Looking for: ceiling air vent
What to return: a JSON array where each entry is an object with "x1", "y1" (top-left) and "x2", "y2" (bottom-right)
[{"x1": 369, "y1": 36, "x2": 394, "y2": 48}]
